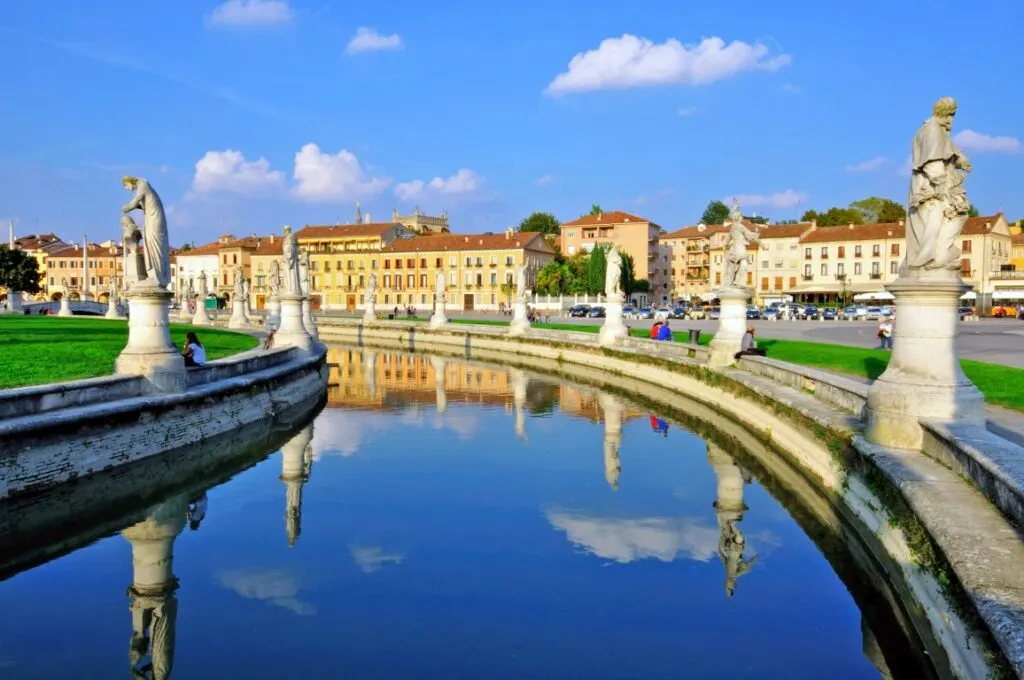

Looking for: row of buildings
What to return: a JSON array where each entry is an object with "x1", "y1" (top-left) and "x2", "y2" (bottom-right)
[
  {"x1": 560, "y1": 210, "x2": 1024, "y2": 309},
  {"x1": 7, "y1": 205, "x2": 1023, "y2": 313}
]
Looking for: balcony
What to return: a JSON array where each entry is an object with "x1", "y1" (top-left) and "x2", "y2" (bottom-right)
[
  {"x1": 992, "y1": 270, "x2": 1024, "y2": 279},
  {"x1": 835, "y1": 274, "x2": 846, "y2": 281},
  {"x1": 869, "y1": 272, "x2": 883, "y2": 280},
  {"x1": 802, "y1": 274, "x2": 814, "y2": 281}
]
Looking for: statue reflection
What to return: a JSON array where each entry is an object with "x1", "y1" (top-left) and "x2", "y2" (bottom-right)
[
  {"x1": 430, "y1": 356, "x2": 447, "y2": 413},
  {"x1": 599, "y1": 393, "x2": 623, "y2": 490},
  {"x1": 708, "y1": 443, "x2": 757, "y2": 597},
  {"x1": 510, "y1": 369, "x2": 529, "y2": 440},
  {"x1": 363, "y1": 350, "x2": 378, "y2": 399},
  {"x1": 862, "y1": 616, "x2": 894, "y2": 679},
  {"x1": 122, "y1": 495, "x2": 188, "y2": 680},
  {"x1": 280, "y1": 424, "x2": 314, "y2": 547}
]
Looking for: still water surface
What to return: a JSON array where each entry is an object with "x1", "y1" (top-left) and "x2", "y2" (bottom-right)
[{"x1": 0, "y1": 347, "x2": 926, "y2": 679}]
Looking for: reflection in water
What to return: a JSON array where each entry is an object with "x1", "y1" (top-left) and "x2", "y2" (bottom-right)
[
  {"x1": 216, "y1": 569, "x2": 316, "y2": 616},
  {"x1": 431, "y1": 355, "x2": 447, "y2": 413},
  {"x1": 122, "y1": 497, "x2": 187, "y2": 680},
  {"x1": 280, "y1": 425, "x2": 314, "y2": 547},
  {"x1": 708, "y1": 443, "x2": 758, "y2": 598},
  {"x1": 547, "y1": 509, "x2": 720, "y2": 563},
  {"x1": 511, "y1": 368, "x2": 529, "y2": 440},
  {"x1": 350, "y1": 545, "x2": 405, "y2": 573},
  {"x1": 600, "y1": 393, "x2": 622, "y2": 490}
]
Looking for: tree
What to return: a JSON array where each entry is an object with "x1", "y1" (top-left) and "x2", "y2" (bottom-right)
[
  {"x1": 701, "y1": 200, "x2": 730, "y2": 225},
  {"x1": 566, "y1": 252, "x2": 590, "y2": 294},
  {"x1": 801, "y1": 207, "x2": 864, "y2": 226},
  {"x1": 633, "y1": 279, "x2": 651, "y2": 293},
  {"x1": 587, "y1": 246, "x2": 607, "y2": 294},
  {"x1": 534, "y1": 261, "x2": 563, "y2": 296},
  {"x1": 517, "y1": 211, "x2": 561, "y2": 236},
  {"x1": 0, "y1": 246, "x2": 41, "y2": 295},
  {"x1": 499, "y1": 281, "x2": 515, "y2": 304},
  {"x1": 850, "y1": 197, "x2": 906, "y2": 224},
  {"x1": 588, "y1": 204, "x2": 603, "y2": 216},
  {"x1": 775, "y1": 219, "x2": 798, "y2": 225},
  {"x1": 968, "y1": 204, "x2": 980, "y2": 218},
  {"x1": 620, "y1": 252, "x2": 636, "y2": 296},
  {"x1": 744, "y1": 215, "x2": 770, "y2": 225}
]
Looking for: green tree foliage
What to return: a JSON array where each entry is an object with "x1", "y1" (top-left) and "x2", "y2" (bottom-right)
[
  {"x1": 620, "y1": 252, "x2": 636, "y2": 296},
  {"x1": 968, "y1": 204, "x2": 980, "y2": 218},
  {"x1": 0, "y1": 246, "x2": 41, "y2": 294},
  {"x1": 566, "y1": 252, "x2": 589, "y2": 294},
  {"x1": 775, "y1": 219, "x2": 799, "y2": 225},
  {"x1": 801, "y1": 207, "x2": 864, "y2": 226},
  {"x1": 588, "y1": 204, "x2": 603, "y2": 216},
  {"x1": 587, "y1": 245, "x2": 607, "y2": 295},
  {"x1": 516, "y1": 211, "x2": 561, "y2": 236},
  {"x1": 744, "y1": 215, "x2": 770, "y2": 224},
  {"x1": 850, "y1": 196, "x2": 906, "y2": 224},
  {"x1": 633, "y1": 279, "x2": 651, "y2": 293},
  {"x1": 534, "y1": 261, "x2": 564, "y2": 296},
  {"x1": 701, "y1": 200, "x2": 730, "y2": 225}
]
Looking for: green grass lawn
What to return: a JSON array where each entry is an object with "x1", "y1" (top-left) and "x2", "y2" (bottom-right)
[{"x1": 0, "y1": 316, "x2": 259, "y2": 389}]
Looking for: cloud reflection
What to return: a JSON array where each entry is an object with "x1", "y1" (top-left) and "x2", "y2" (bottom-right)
[
  {"x1": 350, "y1": 545, "x2": 405, "y2": 573},
  {"x1": 547, "y1": 509, "x2": 720, "y2": 563},
  {"x1": 216, "y1": 569, "x2": 317, "y2": 616},
  {"x1": 311, "y1": 409, "x2": 478, "y2": 460}
]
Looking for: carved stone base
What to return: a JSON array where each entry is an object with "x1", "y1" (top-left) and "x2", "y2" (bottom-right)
[
  {"x1": 116, "y1": 286, "x2": 186, "y2": 393},
  {"x1": 598, "y1": 294, "x2": 628, "y2": 346},
  {"x1": 430, "y1": 299, "x2": 448, "y2": 328},
  {"x1": 57, "y1": 297, "x2": 73, "y2": 317},
  {"x1": 509, "y1": 301, "x2": 530, "y2": 336},
  {"x1": 363, "y1": 300, "x2": 376, "y2": 322},
  {"x1": 709, "y1": 287, "x2": 750, "y2": 367},
  {"x1": 105, "y1": 299, "x2": 122, "y2": 319},
  {"x1": 5, "y1": 291, "x2": 22, "y2": 314},
  {"x1": 865, "y1": 277, "x2": 985, "y2": 449},
  {"x1": 275, "y1": 293, "x2": 313, "y2": 352},
  {"x1": 301, "y1": 298, "x2": 318, "y2": 339},
  {"x1": 266, "y1": 296, "x2": 281, "y2": 328},
  {"x1": 228, "y1": 298, "x2": 249, "y2": 329},
  {"x1": 192, "y1": 300, "x2": 213, "y2": 326}
]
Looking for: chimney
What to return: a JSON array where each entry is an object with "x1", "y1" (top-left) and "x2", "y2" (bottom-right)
[
  {"x1": 811, "y1": 220, "x2": 817, "y2": 228},
  {"x1": 848, "y1": 223, "x2": 854, "y2": 229},
  {"x1": 898, "y1": 219, "x2": 905, "y2": 226},
  {"x1": 597, "y1": 212, "x2": 603, "y2": 220},
  {"x1": 464, "y1": 236, "x2": 469, "y2": 242},
  {"x1": 270, "y1": 234, "x2": 276, "y2": 244},
  {"x1": 505, "y1": 227, "x2": 513, "y2": 239}
]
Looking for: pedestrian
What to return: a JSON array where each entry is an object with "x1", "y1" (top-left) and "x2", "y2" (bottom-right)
[
  {"x1": 734, "y1": 325, "x2": 767, "y2": 360},
  {"x1": 877, "y1": 316, "x2": 893, "y2": 350}
]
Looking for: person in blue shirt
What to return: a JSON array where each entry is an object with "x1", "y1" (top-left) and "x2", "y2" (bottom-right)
[{"x1": 656, "y1": 323, "x2": 673, "y2": 341}]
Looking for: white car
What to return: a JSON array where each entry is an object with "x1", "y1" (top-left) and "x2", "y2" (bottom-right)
[{"x1": 654, "y1": 307, "x2": 671, "y2": 321}]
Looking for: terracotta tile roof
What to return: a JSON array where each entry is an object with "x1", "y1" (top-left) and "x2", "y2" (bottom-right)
[
  {"x1": 174, "y1": 240, "x2": 223, "y2": 257},
  {"x1": 383, "y1": 232, "x2": 548, "y2": 254},
  {"x1": 562, "y1": 211, "x2": 658, "y2": 229},
  {"x1": 1012, "y1": 233, "x2": 1024, "y2": 246},
  {"x1": 14, "y1": 234, "x2": 64, "y2": 251},
  {"x1": 49, "y1": 243, "x2": 123, "y2": 258},
  {"x1": 297, "y1": 223, "x2": 402, "y2": 240},
  {"x1": 218, "y1": 235, "x2": 284, "y2": 256},
  {"x1": 799, "y1": 221, "x2": 906, "y2": 244},
  {"x1": 757, "y1": 222, "x2": 815, "y2": 239},
  {"x1": 661, "y1": 224, "x2": 729, "y2": 240},
  {"x1": 962, "y1": 214, "x2": 1004, "y2": 235}
]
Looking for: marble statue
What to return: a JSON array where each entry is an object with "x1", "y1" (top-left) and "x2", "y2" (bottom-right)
[
  {"x1": 121, "y1": 177, "x2": 170, "y2": 288},
  {"x1": 365, "y1": 272, "x2": 378, "y2": 303},
  {"x1": 185, "y1": 278, "x2": 195, "y2": 302},
  {"x1": 729, "y1": 197, "x2": 743, "y2": 225},
  {"x1": 723, "y1": 208, "x2": 759, "y2": 289},
  {"x1": 121, "y1": 215, "x2": 146, "y2": 286},
  {"x1": 269, "y1": 260, "x2": 281, "y2": 297},
  {"x1": 197, "y1": 271, "x2": 208, "y2": 297},
  {"x1": 905, "y1": 97, "x2": 972, "y2": 274},
  {"x1": 516, "y1": 265, "x2": 527, "y2": 302},
  {"x1": 435, "y1": 271, "x2": 446, "y2": 299},
  {"x1": 108, "y1": 275, "x2": 117, "y2": 300},
  {"x1": 233, "y1": 264, "x2": 244, "y2": 300},
  {"x1": 282, "y1": 226, "x2": 302, "y2": 294},
  {"x1": 298, "y1": 250, "x2": 311, "y2": 296},
  {"x1": 61, "y1": 276, "x2": 68, "y2": 289},
  {"x1": 604, "y1": 246, "x2": 622, "y2": 297},
  {"x1": 242, "y1": 279, "x2": 251, "y2": 305}
]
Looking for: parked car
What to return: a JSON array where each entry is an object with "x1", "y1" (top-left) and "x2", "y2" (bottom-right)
[
  {"x1": 686, "y1": 307, "x2": 706, "y2": 320},
  {"x1": 745, "y1": 305, "x2": 761, "y2": 320},
  {"x1": 671, "y1": 307, "x2": 688, "y2": 319},
  {"x1": 623, "y1": 305, "x2": 635, "y2": 318},
  {"x1": 821, "y1": 307, "x2": 838, "y2": 320},
  {"x1": 587, "y1": 306, "x2": 606, "y2": 318},
  {"x1": 709, "y1": 307, "x2": 722, "y2": 320},
  {"x1": 865, "y1": 307, "x2": 883, "y2": 321},
  {"x1": 569, "y1": 304, "x2": 590, "y2": 318},
  {"x1": 638, "y1": 307, "x2": 654, "y2": 319},
  {"x1": 958, "y1": 306, "x2": 975, "y2": 320},
  {"x1": 761, "y1": 307, "x2": 779, "y2": 320},
  {"x1": 797, "y1": 305, "x2": 818, "y2": 320},
  {"x1": 654, "y1": 307, "x2": 671, "y2": 321},
  {"x1": 843, "y1": 306, "x2": 868, "y2": 321}
]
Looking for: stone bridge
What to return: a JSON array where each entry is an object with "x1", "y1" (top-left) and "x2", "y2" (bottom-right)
[{"x1": 23, "y1": 300, "x2": 110, "y2": 316}]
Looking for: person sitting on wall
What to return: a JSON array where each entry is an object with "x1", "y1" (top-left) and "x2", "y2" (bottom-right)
[
  {"x1": 649, "y1": 321, "x2": 662, "y2": 339},
  {"x1": 734, "y1": 325, "x2": 767, "y2": 361},
  {"x1": 182, "y1": 331, "x2": 207, "y2": 367},
  {"x1": 656, "y1": 321, "x2": 673, "y2": 341}
]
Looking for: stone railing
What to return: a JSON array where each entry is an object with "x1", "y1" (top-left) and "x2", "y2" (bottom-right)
[
  {"x1": 186, "y1": 346, "x2": 299, "y2": 387},
  {"x1": 0, "y1": 374, "x2": 147, "y2": 420},
  {"x1": 735, "y1": 355, "x2": 868, "y2": 417}
]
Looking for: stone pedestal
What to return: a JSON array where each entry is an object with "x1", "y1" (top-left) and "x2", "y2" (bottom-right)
[
  {"x1": 280, "y1": 425, "x2": 313, "y2": 547},
  {"x1": 266, "y1": 296, "x2": 281, "y2": 328},
  {"x1": 363, "y1": 298, "x2": 377, "y2": 322},
  {"x1": 301, "y1": 298, "x2": 318, "y2": 339},
  {"x1": 709, "y1": 287, "x2": 750, "y2": 367},
  {"x1": 228, "y1": 296, "x2": 248, "y2": 329},
  {"x1": 430, "y1": 297, "x2": 448, "y2": 329},
  {"x1": 865, "y1": 277, "x2": 984, "y2": 449},
  {"x1": 511, "y1": 369, "x2": 529, "y2": 438},
  {"x1": 598, "y1": 293, "x2": 628, "y2": 346},
  {"x1": 6, "y1": 291, "x2": 22, "y2": 314},
  {"x1": 509, "y1": 300, "x2": 530, "y2": 336},
  {"x1": 599, "y1": 393, "x2": 623, "y2": 490},
  {"x1": 192, "y1": 299, "x2": 213, "y2": 326},
  {"x1": 116, "y1": 285, "x2": 187, "y2": 393},
  {"x1": 57, "y1": 296, "x2": 73, "y2": 317},
  {"x1": 105, "y1": 297, "x2": 121, "y2": 319},
  {"x1": 177, "y1": 301, "x2": 192, "y2": 322},
  {"x1": 275, "y1": 293, "x2": 313, "y2": 352}
]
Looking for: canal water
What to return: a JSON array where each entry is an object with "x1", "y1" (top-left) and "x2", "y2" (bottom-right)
[{"x1": 0, "y1": 346, "x2": 933, "y2": 679}]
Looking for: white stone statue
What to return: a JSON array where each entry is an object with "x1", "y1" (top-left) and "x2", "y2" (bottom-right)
[
  {"x1": 729, "y1": 197, "x2": 743, "y2": 225},
  {"x1": 604, "y1": 246, "x2": 622, "y2": 297},
  {"x1": 515, "y1": 265, "x2": 528, "y2": 302},
  {"x1": 61, "y1": 276, "x2": 68, "y2": 289},
  {"x1": 233, "y1": 264, "x2": 245, "y2": 300},
  {"x1": 365, "y1": 272, "x2": 378, "y2": 304},
  {"x1": 298, "y1": 250, "x2": 311, "y2": 296},
  {"x1": 282, "y1": 226, "x2": 302, "y2": 294},
  {"x1": 120, "y1": 215, "x2": 146, "y2": 287},
  {"x1": 197, "y1": 271, "x2": 208, "y2": 297},
  {"x1": 186, "y1": 278, "x2": 195, "y2": 302},
  {"x1": 435, "y1": 271, "x2": 446, "y2": 300},
  {"x1": 269, "y1": 260, "x2": 282, "y2": 297},
  {"x1": 905, "y1": 97, "x2": 972, "y2": 274},
  {"x1": 242, "y1": 279, "x2": 251, "y2": 305},
  {"x1": 108, "y1": 275, "x2": 117, "y2": 300},
  {"x1": 723, "y1": 209, "x2": 760, "y2": 289},
  {"x1": 120, "y1": 177, "x2": 170, "y2": 288}
]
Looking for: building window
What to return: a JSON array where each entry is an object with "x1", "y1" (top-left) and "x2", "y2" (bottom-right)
[
  {"x1": 449, "y1": 272, "x2": 456, "y2": 286},
  {"x1": 761, "y1": 260, "x2": 769, "y2": 269},
  {"x1": 837, "y1": 264, "x2": 845, "y2": 276},
  {"x1": 407, "y1": 259, "x2": 415, "y2": 268},
  {"x1": 891, "y1": 244, "x2": 900, "y2": 256},
  {"x1": 872, "y1": 262, "x2": 881, "y2": 275},
  {"x1": 961, "y1": 258, "x2": 971, "y2": 275},
  {"x1": 421, "y1": 258, "x2": 427, "y2": 268},
  {"x1": 962, "y1": 240, "x2": 972, "y2": 254},
  {"x1": 505, "y1": 255, "x2": 514, "y2": 266},
  {"x1": 359, "y1": 275, "x2": 365, "y2": 287},
  {"x1": 49, "y1": 276, "x2": 54, "y2": 285},
  {"x1": 854, "y1": 263, "x2": 862, "y2": 275},
  {"x1": 407, "y1": 274, "x2": 414, "y2": 287},
  {"x1": 384, "y1": 274, "x2": 391, "y2": 287},
  {"x1": 789, "y1": 277, "x2": 796, "y2": 288},
  {"x1": 838, "y1": 246, "x2": 846, "y2": 258},
  {"x1": 490, "y1": 272, "x2": 498, "y2": 285},
  {"x1": 774, "y1": 276, "x2": 783, "y2": 289},
  {"x1": 421, "y1": 294, "x2": 427, "y2": 304},
  {"x1": 872, "y1": 244, "x2": 881, "y2": 257},
  {"x1": 761, "y1": 277, "x2": 769, "y2": 291},
  {"x1": 465, "y1": 257, "x2": 472, "y2": 266},
  {"x1": 890, "y1": 261, "x2": 898, "y2": 274},
  {"x1": 372, "y1": 260, "x2": 378, "y2": 269},
  {"x1": 233, "y1": 254, "x2": 238, "y2": 264},
  {"x1": 384, "y1": 260, "x2": 391, "y2": 269},
  {"x1": 420, "y1": 274, "x2": 427, "y2": 287},
  {"x1": 395, "y1": 259, "x2": 403, "y2": 269},
  {"x1": 450, "y1": 256, "x2": 457, "y2": 267},
  {"x1": 475, "y1": 257, "x2": 483, "y2": 266},
  {"x1": 715, "y1": 272, "x2": 721, "y2": 284},
  {"x1": 854, "y1": 245, "x2": 862, "y2": 257},
  {"x1": 820, "y1": 247, "x2": 828, "y2": 258},
  {"x1": 820, "y1": 264, "x2": 828, "y2": 276}
]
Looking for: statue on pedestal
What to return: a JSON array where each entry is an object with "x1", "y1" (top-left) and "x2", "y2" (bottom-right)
[
  {"x1": 298, "y1": 250, "x2": 311, "y2": 296},
  {"x1": 905, "y1": 97, "x2": 972, "y2": 274},
  {"x1": 121, "y1": 177, "x2": 170, "y2": 288},
  {"x1": 121, "y1": 215, "x2": 147, "y2": 287},
  {"x1": 605, "y1": 247, "x2": 622, "y2": 297},
  {"x1": 185, "y1": 279, "x2": 195, "y2": 310},
  {"x1": 516, "y1": 265, "x2": 528, "y2": 302},
  {"x1": 233, "y1": 265, "x2": 244, "y2": 301},
  {"x1": 242, "y1": 279, "x2": 251, "y2": 307},
  {"x1": 365, "y1": 272, "x2": 378, "y2": 304},
  {"x1": 269, "y1": 260, "x2": 282, "y2": 297},
  {"x1": 282, "y1": 226, "x2": 302, "y2": 294},
  {"x1": 722, "y1": 200, "x2": 759, "y2": 289},
  {"x1": 197, "y1": 271, "x2": 208, "y2": 298},
  {"x1": 435, "y1": 271, "x2": 446, "y2": 303}
]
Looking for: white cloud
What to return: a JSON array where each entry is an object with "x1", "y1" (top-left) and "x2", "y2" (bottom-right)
[
  {"x1": 292, "y1": 143, "x2": 391, "y2": 202},
  {"x1": 395, "y1": 169, "x2": 484, "y2": 201},
  {"x1": 954, "y1": 129, "x2": 1022, "y2": 155},
  {"x1": 677, "y1": 106, "x2": 698, "y2": 116},
  {"x1": 205, "y1": 0, "x2": 292, "y2": 28},
  {"x1": 191, "y1": 149, "x2": 284, "y2": 195},
  {"x1": 536, "y1": 174, "x2": 556, "y2": 187},
  {"x1": 634, "y1": 188, "x2": 674, "y2": 205},
  {"x1": 545, "y1": 34, "x2": 790, "y2": 95},
  {"x1": 546, "y1": 509, "x2": 720, "y2": 564},
  {"x1": 845, "y1": 156, "x2": 887, "y2": 172},
  {"x1": 350, "y1": 545, "x2": 405, "y2": 573},
  {"x1": 217, "y1": 569, "x2": 316, "y2": 615},
  {"x1": 729, "y1": 190, "x2": 808, "y2": 209},
  {"x1": 345, "y1": 27, "x2": 403, "y2": 55}
]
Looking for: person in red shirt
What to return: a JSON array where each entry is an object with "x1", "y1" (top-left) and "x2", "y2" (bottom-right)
[{"x1": 649, "y1": 321, "x2": 662, "y2": 339}]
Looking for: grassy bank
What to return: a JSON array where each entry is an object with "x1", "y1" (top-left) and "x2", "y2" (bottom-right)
[{"x1": 0, "y1": 317, "x2": 259, "y2": 389}]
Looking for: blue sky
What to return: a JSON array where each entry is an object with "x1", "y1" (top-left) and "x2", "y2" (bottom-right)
[{"x1": 1, "y1": 0, "x2": 1022, "y2": 246}]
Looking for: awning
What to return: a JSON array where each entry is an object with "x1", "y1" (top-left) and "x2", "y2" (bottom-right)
[
  {"x1": 961, "y1": 291, "x2": 977, "y2": 300},
  {"x1": 853, "y1": 291, "x2": 894, "y2": 302},
  {"x1": 993, "y1": 289, "x2": 1024, "y2": 300}
]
